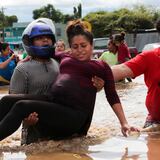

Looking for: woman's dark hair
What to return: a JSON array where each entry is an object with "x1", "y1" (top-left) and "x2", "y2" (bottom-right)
[
  {"x1": 0, "y1": 42, "x2": 9, "y2": 52},
  {"x1": 108, "y1": 39, "x2": 118, "y2": 50},
  {"x1": 66, "y1": 19, "x2": 93, "y2": 47},
  {"x1": 111, "y1": 32, "x2": 126, "y2": 43}
]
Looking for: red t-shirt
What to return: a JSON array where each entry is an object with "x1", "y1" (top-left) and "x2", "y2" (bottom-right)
[
  {"x1": 118, "y1": 43, "x2": 131, "y2": 63},
  {"x1": 125, "y1": 48, "x2": 160, "y2": 121}
]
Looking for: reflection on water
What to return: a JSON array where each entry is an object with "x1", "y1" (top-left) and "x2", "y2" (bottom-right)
[
  {"x1": 89, "y1": 133, "x2": 160, "y2": 160},
  {"x1": 1, "y1": 152, "x2": 26, "y2": 160},
  {"x1": 27, "y1": 152, "x2": 93, "y2": 160},
  {"x1": 1, "y1": 133, "x2": 160, "y2": 160},
  {"x1": 89, "y1": 136, "x2": 148, "y2": 160},
  {"x1": 146, "y1": 133, "x2": 160, "y2": 160},
  {"x1": 0, "y1": 152, "x2": 92, "y2": 160}
]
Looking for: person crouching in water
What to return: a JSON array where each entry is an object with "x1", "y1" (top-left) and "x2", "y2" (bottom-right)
[{"x1": 0, "y1": 42, "x2": 17, "y2": 84}]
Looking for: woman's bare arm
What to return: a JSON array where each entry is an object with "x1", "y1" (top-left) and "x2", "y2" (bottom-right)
[{"x1": 112, "y1": 103, "x2": 139, "y2": 136}]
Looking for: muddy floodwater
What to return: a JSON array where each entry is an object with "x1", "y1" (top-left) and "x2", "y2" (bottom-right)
[{"x1": 0, "y1": 75, "x2": 160, "y2": 160}]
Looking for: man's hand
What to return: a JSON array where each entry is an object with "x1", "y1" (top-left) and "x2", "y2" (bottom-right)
[
  {"x1": 92, "y1": 76, "x2": 104, "y2": 92},
  {"x1": 23, "y1": 112, "x2": 39, "y2": 127}
]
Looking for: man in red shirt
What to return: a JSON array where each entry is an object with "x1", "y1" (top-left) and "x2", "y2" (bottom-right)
[
  {"x1": 116, "y1": 49, "x2": 160, "y2": 126},
  {"x1": 111, "y1": 19, "x2": 160, "y2": 128}
]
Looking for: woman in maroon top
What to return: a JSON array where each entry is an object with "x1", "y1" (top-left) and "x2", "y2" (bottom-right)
[
  {"x1": 111, "y1": 32, "x2": 132, "y2": 82},
  {"x1": 0, "y1": 20, "x2": 138, "y2": 143},
  {"x1": 111, "y1": 32, "x2": 131, "y2": 64}
]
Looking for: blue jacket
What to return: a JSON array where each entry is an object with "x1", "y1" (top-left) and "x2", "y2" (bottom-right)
[{"x1": 0, "y1": 55, "x2": 16, "y2": 81}]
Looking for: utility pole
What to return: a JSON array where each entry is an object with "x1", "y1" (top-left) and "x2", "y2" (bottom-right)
[{"x1": 1, "y1": 7, "x2": 6, "y2": 42}]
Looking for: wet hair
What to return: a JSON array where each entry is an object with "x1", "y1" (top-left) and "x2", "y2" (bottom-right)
[
  {"x1": 66, "y1": 19, "x2": 93, "y2": 47},
  {"x1": 0, "y1": 42, "x2": 9, "y2": 52},
  {"x1": 156, "y1": 19, "x2": 160, "y2": 33},
  {"x1": 111, "y1": 32, "x2": 126, "y2": 43}
]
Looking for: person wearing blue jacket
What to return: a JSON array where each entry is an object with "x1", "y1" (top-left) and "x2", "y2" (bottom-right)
[{"x1": 0, "y1": 42, "x2": 17, "y2": 84}]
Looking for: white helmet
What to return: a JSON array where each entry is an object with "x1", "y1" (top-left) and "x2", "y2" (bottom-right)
[{"x1": 22, "y1": 18, "x2": 56, "y2": 58}]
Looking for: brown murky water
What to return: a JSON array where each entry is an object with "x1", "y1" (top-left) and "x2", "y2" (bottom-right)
[{"x1": 0, "y1": 76, "x2": 159, "y2": 160}]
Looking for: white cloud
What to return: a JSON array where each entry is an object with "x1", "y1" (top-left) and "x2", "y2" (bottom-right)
[
  {"x1": 1, "y1": 0, "x2": 55, "y2": 6},
  {"x1": 82, "y1": 0, "x2": 160, "y2": 16},
  {"x1": 1, "y1": 0, "x2": 80, "y2": 7},
  {"x1": 1, "y1": 0, "x2": 81, "y2": 22},
  {"x1": 1, "y1": 0, "x2": 160, "y2": 22}
]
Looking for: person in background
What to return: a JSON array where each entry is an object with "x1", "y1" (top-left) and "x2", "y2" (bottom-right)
[
  {"x1": 111, "y1": 19, "x2": 160, "y2": 129},
  {"x1": 0, "y1": 42, "x2": 17, "y2": 84},
  {"x1": 111, "y1": 32, "x2": 132, "y2": 82},
  {"x1": 111, "y1": 32, "x2": 131, "y2": 63},
  {"x1": 55, "y1": 39, "x2": 66, "y2": 52},
  {"x1": 99, "y1": 39, "x2": 118, "y2": 66},
  {"x1": 0, "y1": 19, "x2": 139, "y2": 144}
]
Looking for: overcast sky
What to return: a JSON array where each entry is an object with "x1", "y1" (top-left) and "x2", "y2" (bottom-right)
[{"x1": 1, "y1": 0, "x2": 160, "y2": 22}]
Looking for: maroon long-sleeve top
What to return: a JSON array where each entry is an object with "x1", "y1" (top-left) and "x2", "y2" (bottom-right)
[
  {"x1": 51, "y1": 53, "x2": 120, "y2": 134},
  {"x1": 52, "y1": 54, "x2": 120, "y2": 135}
]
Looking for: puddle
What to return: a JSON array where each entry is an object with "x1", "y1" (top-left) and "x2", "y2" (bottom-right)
[
  {"x1": 0, "y1": 152, "x2": 91, "y2": 160},
  {"x1": 1, "y1": 133, "x2": 160, "y2": 160}
]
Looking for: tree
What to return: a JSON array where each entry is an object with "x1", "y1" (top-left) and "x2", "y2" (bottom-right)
[
  {"x1": 63, "y1": 14, "x2": 75, "y2": 23},
  {"x1": 73, "y1": 3, "x2": 82, "y2": 19},
  {"x1": 83, "y1": 5, "x2": 160, "y2": 37},
  {"x1": 32, "y1": 3, "x2": 82, "y2": 23},
  {"x1": 0, "y1": 11, "x2": 17, "y2": 28},
  {"x1": 33, "y1": 4, "x2": 64, "y2": 23},
  {"x1": 83, "y1": 11, "x2": 115, "y2": 37},
  {"x1": 5, "y1": 15, "x2": 18, "y2": 26}
]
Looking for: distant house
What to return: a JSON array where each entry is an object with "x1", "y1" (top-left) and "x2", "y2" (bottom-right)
[
  {"x1": 126, "y1": 29, "x2": 160, "y2": 52},
  {"x1": 3, "y1": 21, "x2": 67, "y2": 50},
  {"x1": 4, "y1": 22, "x2": 29, "y2": 50},
  {"x1": 55, "y1": 23, "x2": 67, "y2": 44}
]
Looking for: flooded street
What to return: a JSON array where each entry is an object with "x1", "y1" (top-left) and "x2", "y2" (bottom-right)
[{"x1": 0, "y1": 75, "x2": 160, "y2": 160}]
